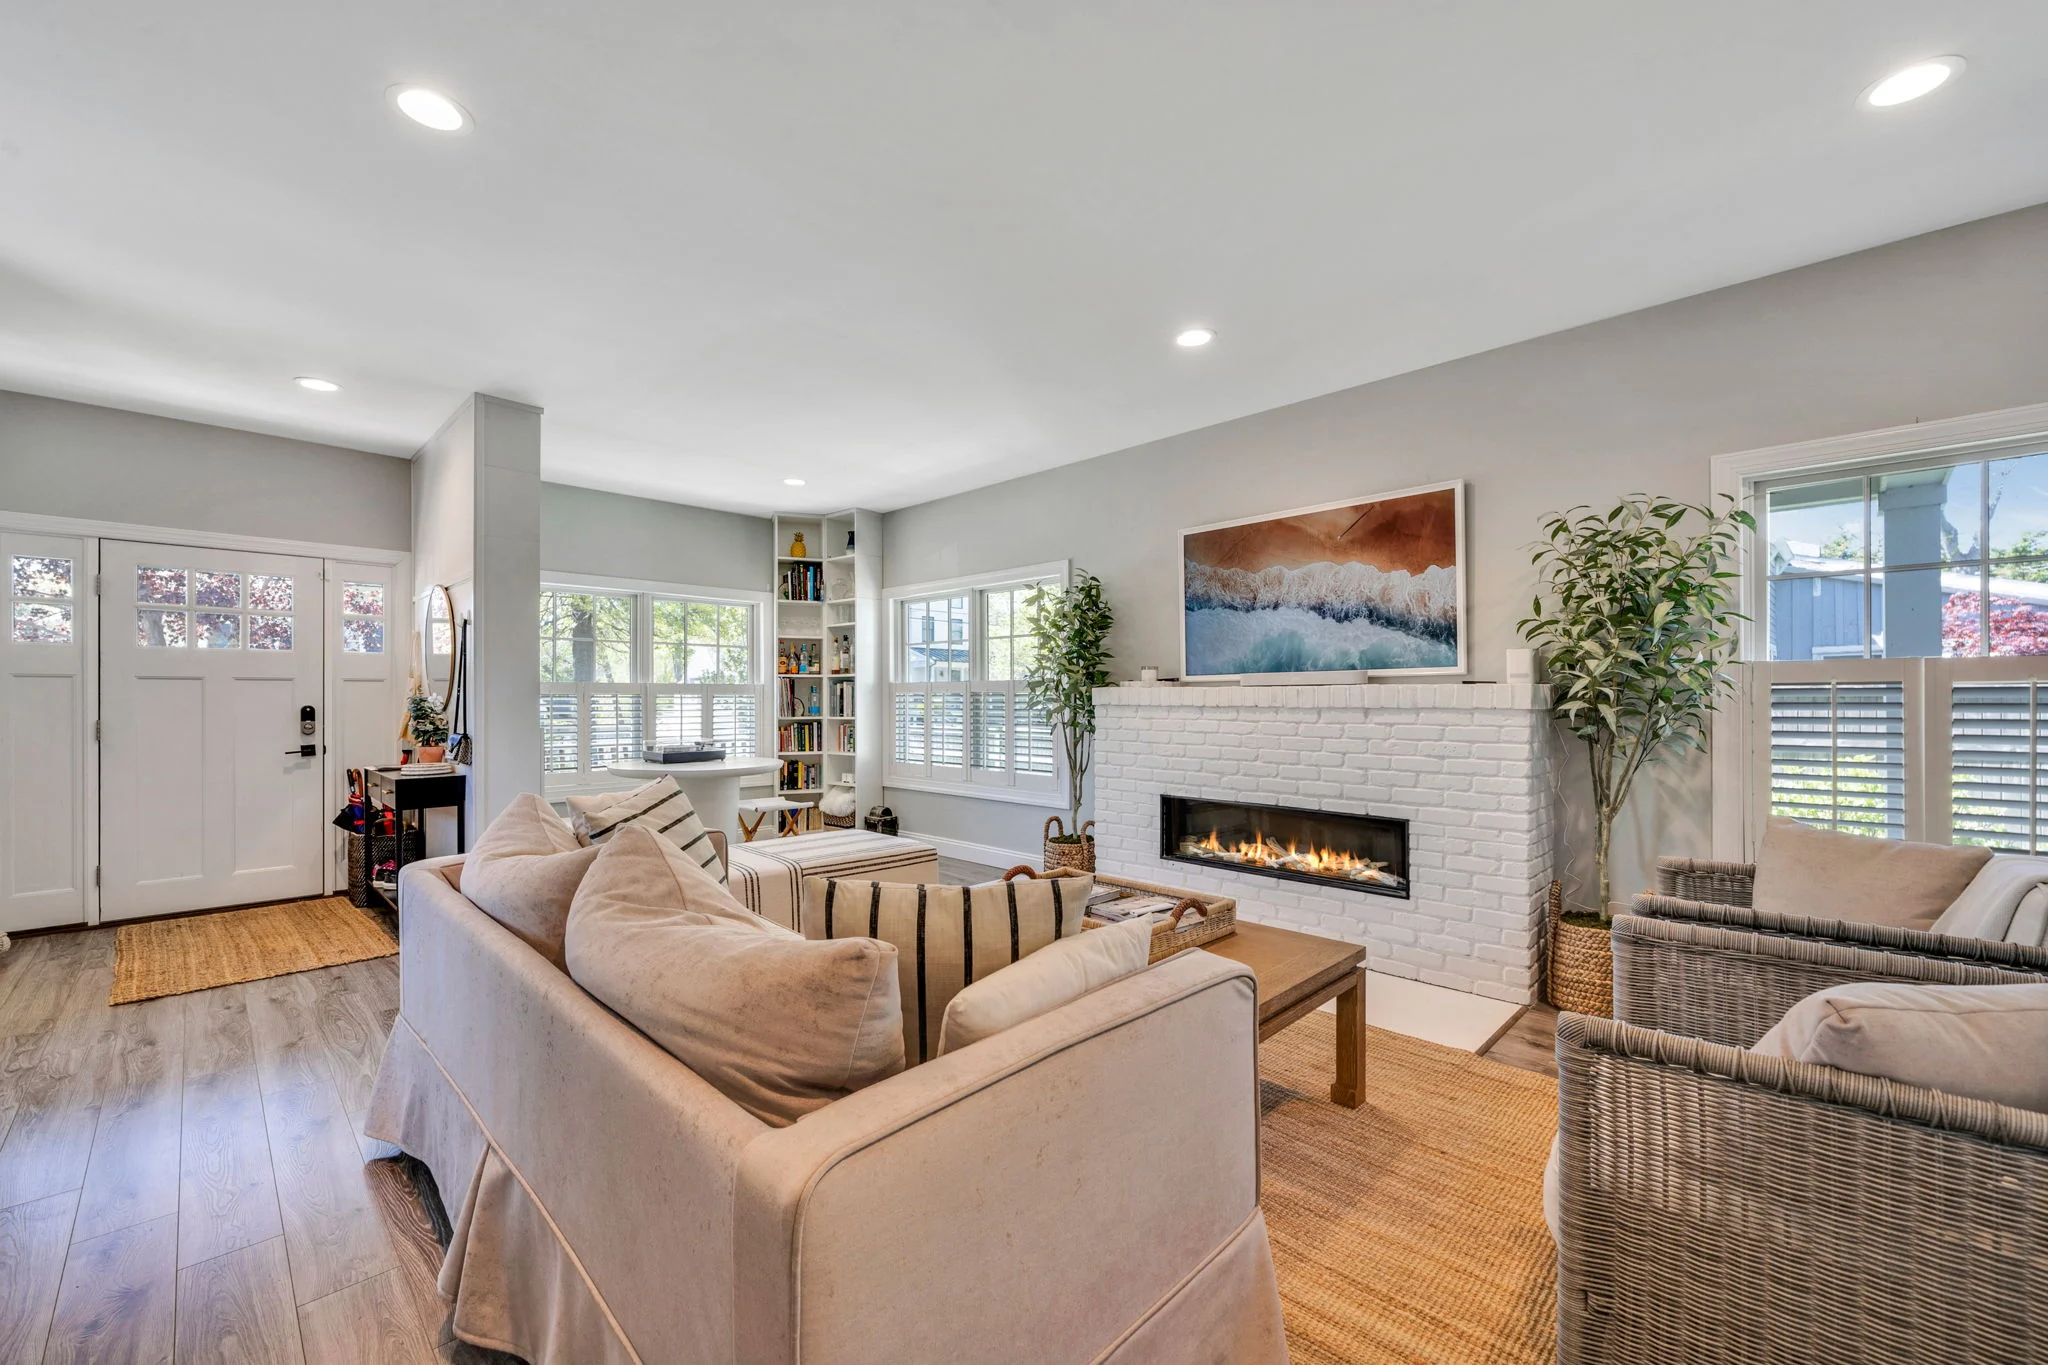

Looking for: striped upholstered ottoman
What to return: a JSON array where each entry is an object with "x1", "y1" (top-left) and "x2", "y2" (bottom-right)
[{"x1": 727, "y1": 829, "x2": 940, "y2": 931}]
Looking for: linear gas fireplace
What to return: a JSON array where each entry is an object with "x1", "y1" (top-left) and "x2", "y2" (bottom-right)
[{"x1": 1160, "y1": 795, "x2": 1409, "y2": 899}]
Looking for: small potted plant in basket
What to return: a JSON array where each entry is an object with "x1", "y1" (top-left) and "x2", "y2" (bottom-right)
[
  {"x1": 1520, "y1": 495, "x2": 1751, "y2": 1015},
  {"x1": 1024, "y1": 571, "x2": 1114, "y2": 872},
  {"x1": 406, "y1": 691, "x2": 451, "y2": 763}
]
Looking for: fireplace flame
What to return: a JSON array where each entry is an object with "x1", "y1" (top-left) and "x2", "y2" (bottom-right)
[{"x1": 1179, "y1": 829, "x2": 1402, "y2": 886}]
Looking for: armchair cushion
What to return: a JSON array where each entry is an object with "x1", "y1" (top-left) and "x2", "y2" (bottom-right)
[
  {"x1": 1751, "y1": 981, "x2": 2048, "y2": 1113},
  {"x1": 459, "y1": 792, "x2": 600, "y2": 970},
  {"x1": 566, "y1": 826, "x2": 905, "y2": 1126},
  {"x1": 1931, "y1": 854, "x2": 2048, "y2": 944},
  {"x1": 937, "y1": 913, "x2": 1156, "y2": 1055},
  {"x1": 1750, "y1": 817, "x2": 1990, "y2": 930}
]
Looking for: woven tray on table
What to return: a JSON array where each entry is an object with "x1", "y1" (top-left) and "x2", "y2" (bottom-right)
[{"x1": 1003, "y1": 866, "x2": 1236, "y2": 963}]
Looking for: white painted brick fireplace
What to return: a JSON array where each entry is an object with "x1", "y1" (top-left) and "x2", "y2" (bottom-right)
[{"x1": 1092, "y1": 683, "x2": 1555, "y2": 1004}]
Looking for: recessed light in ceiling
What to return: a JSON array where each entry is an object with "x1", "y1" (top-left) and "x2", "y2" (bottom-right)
[
  {"x1": 1860, "y1": 56, "x2": 1965, "y2": 109},
  {"x1": 1175, "y1": 327, "x2": 1215, "y2": 348},
  {"x1": 294, "y1": 376, "x2": 340, "y2": 392},
  {"x1": 389, "y1": 85, "x2": 471, "y2": 133},
  {"x1": 783, "y1": 478, "x2": 806, "y2": 486}
]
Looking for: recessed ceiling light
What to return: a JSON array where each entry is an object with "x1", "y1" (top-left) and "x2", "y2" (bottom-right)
[
  {"x1": 1860, "y1": 56, "x2": 1965, "y2": 109},
  {"x1": 783, "y1": 478, "x2": 806, "y2": 487},
  {"x1": 1175, "y1": 327, "x2": 1215, "y2": 348},
  {"x1": 389, "y1": 85, "x2": 471, "y2": 133},
  {"x1": 294, "y1": 376, "x2": 340, "y2": 392}
]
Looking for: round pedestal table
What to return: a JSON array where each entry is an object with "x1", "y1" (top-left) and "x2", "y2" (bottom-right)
[{"x1": 605, "y1": 757, "x2": 783, "y2": 838}]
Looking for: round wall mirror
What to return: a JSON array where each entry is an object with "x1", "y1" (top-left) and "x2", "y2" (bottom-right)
[{"x1": 422, "y1": 585, "x2": 457, "y2": 704}]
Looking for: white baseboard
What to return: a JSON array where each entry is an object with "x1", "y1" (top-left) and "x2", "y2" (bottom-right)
[{"x1": 903, "y1": 830, "x2": 1037, "y2": 873}]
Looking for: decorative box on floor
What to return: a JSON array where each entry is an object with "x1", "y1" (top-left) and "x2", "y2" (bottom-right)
[{"x1": 728, "y1": 828, "x2": 939, "y2": 931}]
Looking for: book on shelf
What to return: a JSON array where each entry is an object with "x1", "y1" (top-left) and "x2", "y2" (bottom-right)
[
  {"x1": 778, "y1": 561, "x2": 822, "y2": 602},
  {"x1": 776, "y1": 720, "x2": 822, "y2": 753},
  {"x1": 779, "y1": 758, "x2": 821, "y2": 791}
]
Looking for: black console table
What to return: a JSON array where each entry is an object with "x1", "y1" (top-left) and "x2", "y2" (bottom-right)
[{"x1": 360, "y1": 767, "x2": 468, "y2": 911}]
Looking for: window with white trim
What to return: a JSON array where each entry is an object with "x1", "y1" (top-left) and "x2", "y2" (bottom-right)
[
  {"x1": 539, "y1": 584, "x2": 763, "y2": 789},
  {"x1": 1747, "y1": 437, "x2": 2048, "y2": 848},
  {"x1": 889, "y1": 570, "x2": 1061, "y2": 799}
]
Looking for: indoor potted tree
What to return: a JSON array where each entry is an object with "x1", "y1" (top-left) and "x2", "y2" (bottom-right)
[
  {"x1": 406, "y1": 690, "x2": 451, "y2": 763},
  {"x1": 1520, "y1": 495, "x2": 1751, "y2": 1014},
  {"x1": 1024, "y1": 571, "x2": 1115, "y2": 872}
]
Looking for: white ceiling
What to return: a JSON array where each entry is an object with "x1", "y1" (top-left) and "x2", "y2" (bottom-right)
[{"x1": 3, "y1": 2, "x2": 2046, "y2": 516}]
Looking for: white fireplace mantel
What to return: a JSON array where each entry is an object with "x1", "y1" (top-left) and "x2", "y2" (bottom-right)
[{"x1": 1094, "y1": 682, "x2": 1552, "y2": 712}]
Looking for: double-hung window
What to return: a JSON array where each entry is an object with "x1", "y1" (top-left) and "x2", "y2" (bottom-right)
[
  {"x1": 1746, "y1": 436, "x2": 2048, "y2": 850},
  {"x1": 540, "y1": 582, "x2": 765, "y2": 791},
  {"x1": 888, "y1": 566, "x2": 1063, "y2": 801}
]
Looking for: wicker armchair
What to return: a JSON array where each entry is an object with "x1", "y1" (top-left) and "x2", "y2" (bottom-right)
[
  {"x1": 1556, "y1": 1012, "x2": 2048, "y2": 1365},
  {"x1": 1618, "y1": 856, "x2": 2048, "y2": 1048}
]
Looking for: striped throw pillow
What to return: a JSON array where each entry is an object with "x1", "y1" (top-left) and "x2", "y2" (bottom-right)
[
  {"x1": 802, "y1": 875, "x2": 1092, "y2": 1065},
  {"x1": 566, "y1": 777, "x2": 725, "y2": 885}
]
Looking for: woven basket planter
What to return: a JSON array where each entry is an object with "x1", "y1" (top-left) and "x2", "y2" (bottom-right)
[
  {"x1": 1043, "y1": 816, "x2": 1096, "y2": 873},
  {"x1": 1546, "y1": 879, "x2": 1614, "y2": 1017},
  {"x1": 346, "y1": 827, "x2": 426, "y2": 908}
]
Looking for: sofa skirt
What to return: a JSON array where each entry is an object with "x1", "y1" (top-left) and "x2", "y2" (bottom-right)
[{"x1": 365, "y1": 1017, "x2": 639, "y2": 1365}]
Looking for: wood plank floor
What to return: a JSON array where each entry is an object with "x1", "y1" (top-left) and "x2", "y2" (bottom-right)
[
  {"x1": 0, "y1": 923, "x2": 491, "y2": 1364},
  {"x1": 0, "y1": 869, "x2": 1553, "y2": 1363}
]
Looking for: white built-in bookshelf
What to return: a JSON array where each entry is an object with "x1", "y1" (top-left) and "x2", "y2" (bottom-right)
[{"x1": 771, "y1": 510, "x2": 880, "y2": 819}]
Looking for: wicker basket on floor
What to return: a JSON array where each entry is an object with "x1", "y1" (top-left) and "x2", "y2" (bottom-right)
[
  {"x1": 820, "y1": 809, "x2": 855, "y2": 829},
  {"x1": 1043, "y1": 816, "x2": 1096, "y2": 873},
  {"x1": 1546, "y1": 878, "x2": 1614, "y2": 1017},
  {"x1": 346, "y1": 826, "x2": 426, "y2": 908}
]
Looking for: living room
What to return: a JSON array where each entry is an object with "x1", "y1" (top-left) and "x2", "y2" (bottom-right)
[{"x1": 3, "y1": 5, "x2": 2048, "y2": 1363}]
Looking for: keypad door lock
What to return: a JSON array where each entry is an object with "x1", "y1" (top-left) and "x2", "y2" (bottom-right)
[{"x1": 300, "y1": 704, "x2": 317, "y2": 736}]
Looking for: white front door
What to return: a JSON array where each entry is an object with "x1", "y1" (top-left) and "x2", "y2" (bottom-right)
[{"x1": 100, "y1": 541, "x2": 326, "y2": 918}]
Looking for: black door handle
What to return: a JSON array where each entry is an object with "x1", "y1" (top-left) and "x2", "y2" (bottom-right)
[{"x1": 285, "y1": 744, "x2": 317, "y2": 758}]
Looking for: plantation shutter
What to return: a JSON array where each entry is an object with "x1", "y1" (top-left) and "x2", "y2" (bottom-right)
[
  {"x1": 710, "y1": 693, "x2": 758, "y2": 757},
  {"x1": 970, "y1": 690, "x2": 1008, "y2": 771},
  {"x1": 540, "y1": 693, "x2": 580, "y2": 775},
  {"x1": 1763, "y1": 679, "x2": 1908, "y2": 839},
  {"x1": 1949, "y1": 681, "x2": 2048, "y2": 852},
  {"x1": 586, "y1": 691, "x2": 643, "y2": 770}
]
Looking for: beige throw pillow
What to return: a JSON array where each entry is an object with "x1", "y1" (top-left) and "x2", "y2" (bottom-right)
[
  {"x1": 1752, "y1": 981, "x2": 2048, "y2": 1113},
  {"x1": 802, "y1": 874, "x2": 1091, "y2": 1065},
  {"x1": 566, "y1": 777, "x2": 725, "y2": 885},
  {"x1": 938, "y1": 913, "x2": 1156, "y2": 1055},
  {"x1": 567, "y1": 824, "x2": 759, "y2": 930},
  {"x1": 1749, "y1": 817, "x2": 1990, "y2": 930},
  {"x1": 565, "y1": 828, "x2": 904, "y2": 1127},
  {"x1": 459, "y1": 793, "x2": 601, "y2": 969}
]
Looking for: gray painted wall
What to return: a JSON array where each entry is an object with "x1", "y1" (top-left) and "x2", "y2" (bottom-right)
[
  {"x1": 540, "y1": 482, "x2": 771, "y2": 591},
  {"x1": 882, "y1": 202, "x2": 2048, "y2": 898},
  {"x1": 1, "y1": 389, "x2": 411, "y2": 549}
]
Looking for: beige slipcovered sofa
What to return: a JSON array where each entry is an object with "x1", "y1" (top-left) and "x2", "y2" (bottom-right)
[{"x1": 366, "y1": 855, "x2": 1289, "y2": 1365}]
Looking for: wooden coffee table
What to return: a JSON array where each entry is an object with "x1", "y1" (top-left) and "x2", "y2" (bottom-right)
[{"x1": 1200, "y1": 920, "x2": 1368, "y2": 1107}]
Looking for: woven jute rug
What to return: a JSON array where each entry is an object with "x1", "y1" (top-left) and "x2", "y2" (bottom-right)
[
  {"x1": 110, "y1": 896, "x2": 397, "y2": 1005},
  {"x1": 1261, "y1": 1012, "x2": 1558, "y2": 1364}
]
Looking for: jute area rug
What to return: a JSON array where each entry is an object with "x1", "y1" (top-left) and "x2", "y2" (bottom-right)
[
  {"x1": 110, "y1": 896, "x2": 397, "y2": 1005},
  {"x1": 1261, "y1": 1012, "x2": 1558, "y2": 1364}
]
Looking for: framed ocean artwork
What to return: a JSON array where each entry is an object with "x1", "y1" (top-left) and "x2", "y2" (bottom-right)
[{"x1": 1180, "y1": 480, "x2": 1467, "y2": 682}]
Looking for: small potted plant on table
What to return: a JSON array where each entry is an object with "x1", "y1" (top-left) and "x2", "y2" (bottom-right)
[
  {"x1": 1025, "y1": 571, "x2": 1114, "y2": 872},
  {"x1": 406, "y1": 691, "x2": 451, "y2": 763},
  {"x1": 1521, "y1": 495, "x2": 1750, "y2": 1015}
]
